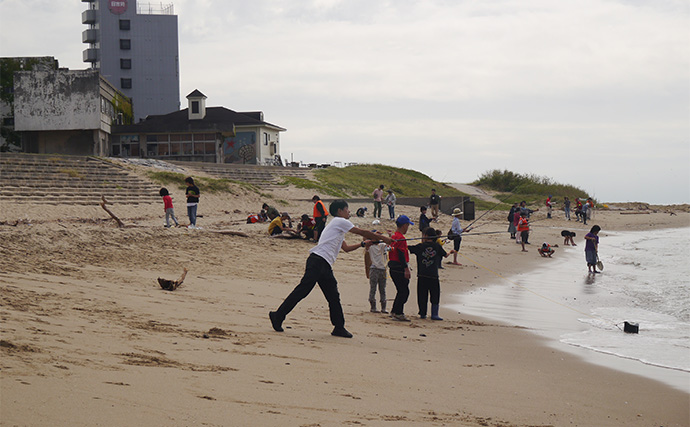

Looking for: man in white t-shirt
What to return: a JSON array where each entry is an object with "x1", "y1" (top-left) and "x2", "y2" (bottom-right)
[{"x1": 269, "y1": 200, "x2": 393, "y2": 338}]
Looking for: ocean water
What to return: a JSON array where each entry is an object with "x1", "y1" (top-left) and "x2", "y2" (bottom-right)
[{"x1": 450, "y1": 226, "x2": 690, "y2": 392}]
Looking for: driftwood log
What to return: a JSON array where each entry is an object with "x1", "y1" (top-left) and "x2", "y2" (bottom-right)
[
  {"x1": 208, "y1": 230, "x2": 249, "y2": 237},
  {"x1": 100, "y1": 195, "x2": 125, "y2": 227},
  {"x1": 158, "y1": 268, "x2": 188, "y2": 291}
]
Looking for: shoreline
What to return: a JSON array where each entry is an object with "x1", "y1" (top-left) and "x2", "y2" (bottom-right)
[
  {"x1": 447, "y1": 228, "x2": 690, "y2": 392},
  {"x1": 1, "y1": 197, "x2": 689, "y2": 426}
]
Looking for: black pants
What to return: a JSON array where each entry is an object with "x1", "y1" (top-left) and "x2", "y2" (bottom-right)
[
  {"x1": 314, "y1": 217, "x2": 327, "y2": 241},
  {"x1": 389, "y1": 264, "x2": 410, "y2": 315},
  {"x1": 417, "y1": 276, "x2": 440, "y2": 317},
  {"x1": 274, "y1": 254, "x2": 344, "y2": 328}
]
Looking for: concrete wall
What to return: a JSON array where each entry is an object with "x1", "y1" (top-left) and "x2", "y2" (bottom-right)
[
  {"x1": 21, "y1": 130, "x2": 96, "y2": 155},
  {"x1": 14, "y1": 70, "x2": 101, "y2": 131}
]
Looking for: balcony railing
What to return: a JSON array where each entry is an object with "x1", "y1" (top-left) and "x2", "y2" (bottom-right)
[{"x1": 137, "y1": 2, "x2": 174, "y2": 15}]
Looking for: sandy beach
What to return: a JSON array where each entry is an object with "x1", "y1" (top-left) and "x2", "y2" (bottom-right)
[{"x1": 1, "y1": 180, "x2": 689, "y2": 426}]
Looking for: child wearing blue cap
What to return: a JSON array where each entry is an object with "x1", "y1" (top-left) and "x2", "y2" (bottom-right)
[{"x1": 388, "y1": 215, "x2": 414, "y2": 321}]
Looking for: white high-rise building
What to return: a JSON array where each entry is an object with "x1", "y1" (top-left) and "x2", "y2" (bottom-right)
[{"x1": 82, "y1": 0, "x2": 180, "y2": 122}]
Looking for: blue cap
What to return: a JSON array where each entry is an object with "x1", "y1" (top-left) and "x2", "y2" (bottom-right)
[{"x1": 396, "y1": 215, "x2": 414, "y2": 226}]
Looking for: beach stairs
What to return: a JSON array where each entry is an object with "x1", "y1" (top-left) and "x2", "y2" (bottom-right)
[
  {"x1": 0, "y1": 153, "x2": 161, "y2": 205},
  {"x1": 167, "y1": 161, "x2": 315, "y2": 190}
]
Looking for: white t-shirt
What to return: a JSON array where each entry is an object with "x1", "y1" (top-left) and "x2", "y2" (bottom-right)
[
  {"x1": 310, "y1": 216, "x2": 354, "y2": 266},
  {"x1": 367, "y1": 243, "x2": 389, "y2": 270}
]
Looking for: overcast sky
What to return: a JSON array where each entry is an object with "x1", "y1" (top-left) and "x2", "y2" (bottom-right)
[{"x1": 1, "y1": 0, "x2": 688, "y2": 204}]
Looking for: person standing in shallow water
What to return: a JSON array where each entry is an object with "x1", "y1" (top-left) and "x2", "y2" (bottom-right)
[
  {"x1": 584, "y1": 225, "x2": 601, "y2": 274},
  {"x1": 269, "y1": 200, "x2": 392, "y2": 338}
]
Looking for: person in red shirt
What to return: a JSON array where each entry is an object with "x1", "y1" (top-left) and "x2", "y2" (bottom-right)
[
  {"x1": 389, "y1": 215, "x2": 414, "y2": 321},
  {"x1": 159, "y1": 187, "x2": 179, "y2": 228},
  {"x1": 517, "y1": 211, "x2": 530, "y2": 252}
]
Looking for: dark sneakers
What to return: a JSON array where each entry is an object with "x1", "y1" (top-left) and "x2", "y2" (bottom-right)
[
  {"x1": 331, "y1": 327, "x2": 353, "y2": 338},
  {"x1": 269, "y1": 311, "x2": 283, "y2": 332}
]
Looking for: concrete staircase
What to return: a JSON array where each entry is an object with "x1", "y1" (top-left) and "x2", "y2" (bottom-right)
[
  {"x1": 168, "y1": 161, "x2": 315, "y2": 189},
  {"x1": 0, "y1": 153, "x2": 161, "y2": 205}
]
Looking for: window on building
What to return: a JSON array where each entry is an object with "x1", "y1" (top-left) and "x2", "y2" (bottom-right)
[
  {"x1": 121, "y1": 78, "x2": 132, "y2": 89},
  {"x1": 191, "y1": 101, "x2": 199, "y2": 114},
  {"x1": 264, "y1": 132, "x2": 269, "y2": 146},
  {"x1": 120, "y1": 58, "x2": 131, "y2": 69},
  {"x1": 119, "y1": 20, "x2": 130, "y2": 30},
  {"x1": 120, "y1": 39, "x2": 131, "y2": 50}
]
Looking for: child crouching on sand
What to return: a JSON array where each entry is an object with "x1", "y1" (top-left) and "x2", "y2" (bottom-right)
[
  {"x1": 159, "y1": 188, "x2": 179, "y2": 228},
  {"x1": 269, "y1": 200, "x2": 392, "y2": 338},
  {"x1": 409, "y1": 227, "x2": 454, "y2": 320}
]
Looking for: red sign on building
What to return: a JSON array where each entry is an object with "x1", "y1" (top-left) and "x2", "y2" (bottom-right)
[{"x1": 109, "y1": 0, "x2": 128, "y2": 15}]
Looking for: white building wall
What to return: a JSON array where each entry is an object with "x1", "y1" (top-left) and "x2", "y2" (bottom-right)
[{"x1": 14, "y1": 70, "x2": 101, "y2": 131}]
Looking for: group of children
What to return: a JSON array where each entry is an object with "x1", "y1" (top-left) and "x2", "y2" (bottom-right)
[
  {"x1": 159, "y1": 176, "x2": 200, "y2": 229},
  {"x1": 269, "y1": 200, "x2": 459, "y2": 338}
]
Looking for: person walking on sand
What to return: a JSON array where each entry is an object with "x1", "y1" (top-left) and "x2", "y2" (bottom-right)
[
  {"x1": 584, "y1": 225, "x2": 601, "y2": 274},
  {"x1": 429, "y1": 189, "x2": 441, "y2": 221},
  {"x1": 185, "y1": 177, "x2": 200, "y2": 229},
  {"x1": 159, "y1": 188, "x2": 179, "y2": 228},
  {"x1": 449, "y1": 208, "x2": 471, "y2": 265},
  {"x1": 372, "y1": 185, "x2": 384, "y2": 219},
  {"x1": 409, "y1": 227, "x2": 454, "y2": 320},
  {"x1": 269, "y1": 200, "x2": 392, "y2": 338},
  {"x1": 385, "y1": 189, "x2": 397, "y2": 220},
  {"x1": 388, "y1": 215, "x2": 414, "y2": 321},
  {"x1": 419, "y1": 206, "x2": 431, "y2": 233},
  {"x1": 518, "y1": 211, "x2": 530, "y2": 252}
]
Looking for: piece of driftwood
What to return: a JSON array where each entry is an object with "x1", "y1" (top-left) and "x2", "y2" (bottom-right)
[
  {"x1": 100, "y1": 195, "x2": 125, "y2": 227},
  {"x1": 209, "y1": 230, "x2": 249, "y2": 237},
  {"x1": 158, "y1": 268, "x2": 188, "y2": 291},
  {"x1": 619, "y1": 212, "x2": 650, "y2": 215}
]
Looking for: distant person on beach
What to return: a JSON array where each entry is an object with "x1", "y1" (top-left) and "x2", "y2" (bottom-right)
[
  {"x1": 564, "y1": 197, "x2": 571, "y2": 221},
  {"x1": 419, "y1": 206, "x2": 431, "y2": 233},
  {"x1": 546, "y1": 195, "x2": 553, "y2": 219},
  {"x1": 513, "y1": 208, "x2": 522, "y2": 245},
  {"x1": 584, "y1": 225, "x2": 601, "y2": 274},
  {"x1": 581, "y1": 202, "x2": 589, "y2": 225},
  {"x1": 185, "y1": 177, "x2": 200, "y2": 229},
  {"x1": 269, "y1": 200, "x2": 392, "y2": 338},
  {"x1": 389, "y1": 215, "x2": 414, "y2": 321},
  {"x1": 561, "y1": 230, "x2": 577, "y2": 246},
  {"x1": 519, "y1": 200, "x2": 538, "y2": 218},
  {"x1": 574, "y1": 198, "x2": 583, "y2": 222},
  {"x1": 364, "y1": 230, "x2": 389, "y2": 313},
  {"x1": 356, "y1": 207, "x2": 367, "y2": 217},
  {"x1": 372, "y1": 185, "x2": 384, "y2": 219},
  {"x1": 297, "y1": 214, "x2": 316, "y2": 240},
  {"x1": 507, "y1": 203, "x2": 518, "y2": 239},
  {"x1": 586, "y1": 198, "x2": 595, "y2": 220},
  {"x1": 262, "y1": 203, "x2": 279, "y2": 220},
  {"x1": 268, "y1": 213, "x2": 299, "y2": 238},
  {"x1": 518, "y1": 211, "x2": 530, "y2": 252},
  {"x1": 159, "y1": 188, "x2": 179, "y2": 228},
  {"x1": 385, "y1": 189, "x2": 397, "y2": 220},
  {"x1": 449, "y1": 208, "x2": 471, "y2": 265},
  {"x1": 429, "y1": 189, "x2": 441, "y2": 221},
  {"x1": 312, "y1": 195, "x2": 329, "y2": 241},
  {"x1": 409, "y1": 227, "x2": 454, "y2": 320},
  {"x1": 538, "y1": 242, "x2": 555, "y2": 257}
]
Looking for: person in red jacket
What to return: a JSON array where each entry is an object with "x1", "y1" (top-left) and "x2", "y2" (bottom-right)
[
  {"x1": 312, "y1": 195, "x2": 329, "y2": 241},
  {"x1": 159, "y1": 188, "x2": 179, "y2": 228}
]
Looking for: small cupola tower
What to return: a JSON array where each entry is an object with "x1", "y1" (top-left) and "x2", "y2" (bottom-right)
[{"x1": 187, "y1": 89, "x2": 207, "y2": 120}]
